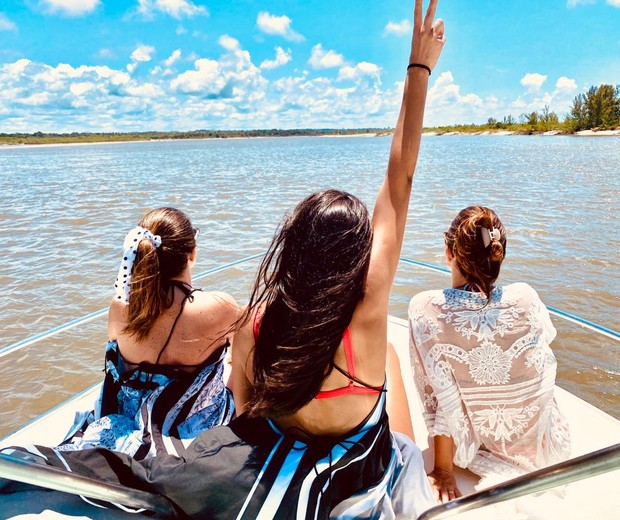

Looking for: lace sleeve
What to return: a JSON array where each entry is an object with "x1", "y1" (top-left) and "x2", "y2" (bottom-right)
[
  {"x1": 409, "y1": 301, "x2": 451, "y2": 438},
  {"x1": 523, "y1": 283, "x2": 557, "y2": 345}
]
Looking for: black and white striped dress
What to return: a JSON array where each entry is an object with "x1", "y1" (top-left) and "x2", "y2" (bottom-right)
[{"x1": 1, "y1": 391, "x2": 435, "y2": 519}]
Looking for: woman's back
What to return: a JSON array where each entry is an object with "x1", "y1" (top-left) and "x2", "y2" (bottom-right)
[
  {"x1": 410, "y1": 282, "x2": 571, "y2": 477},
  {"x1": 58, "y1": 208, "x2": 239, "y2": 459},
  {"x1": 409, "y1": 206, "x2": 571, "y2": 500},
  {"x1": 110, "y1": 287, "x2": 237, "y2": 370},
  {"x1": 236, "y1": 312, "x2": 387, "y2": 437}
]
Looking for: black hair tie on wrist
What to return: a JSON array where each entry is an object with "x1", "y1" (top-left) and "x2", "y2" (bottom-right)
[{"x1": 407, "y1": 63, "x2": 431, "y2": 75}]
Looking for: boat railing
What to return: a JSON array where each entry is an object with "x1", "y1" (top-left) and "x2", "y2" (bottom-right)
[
  {"x1": 0, "y1": 453, "x2": 175, "y2": 516},
  {"x1": 1, "y1": 442, "x2": 618, "y2": 518},
  {"x1": 1, "y1": 254, "x2": 618, "y2": 361},
  {"x1": 416, "y1": 442, "x2": 620, "y2": 519}
]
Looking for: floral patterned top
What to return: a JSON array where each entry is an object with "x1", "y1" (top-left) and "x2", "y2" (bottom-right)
[{"x1": 409, "y1": 282, "x2": 571, "y2": 485}]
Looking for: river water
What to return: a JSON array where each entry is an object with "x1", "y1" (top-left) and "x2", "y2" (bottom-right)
[{"x1": 0, "y1": 135, "x2": 618, "y2": 438}]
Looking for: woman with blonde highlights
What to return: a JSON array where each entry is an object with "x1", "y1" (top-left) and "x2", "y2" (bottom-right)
[
  {"x1": 409, "y1": 206, "x2": 571, "y2": 502},
  {"x1": 58, "y1": 207, "x2": 239, "y2": 459}
]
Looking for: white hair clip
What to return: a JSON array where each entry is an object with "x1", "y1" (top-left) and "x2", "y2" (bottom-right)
[
  {"x1": 114, "y1": 226, "x2": 162, "y2": 304},
  {"x1": 481, "y1": 227, "x2": 501, "y2": 248}
]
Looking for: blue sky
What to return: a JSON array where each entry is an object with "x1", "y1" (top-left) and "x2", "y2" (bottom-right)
[{"x1": 0, "y1": 0, "x2": 619, "y2": 132}]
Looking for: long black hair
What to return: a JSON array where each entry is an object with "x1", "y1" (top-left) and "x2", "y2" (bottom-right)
[{"x1": 241, "y1": 189, "x2": 373, "y2": 418}]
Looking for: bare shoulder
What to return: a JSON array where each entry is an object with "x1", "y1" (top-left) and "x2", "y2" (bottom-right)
[
  {"x1": 107, "y1": 299, "x2": 126, "y2": 340},
  {"x1": 190, "y1": 290, "x2": 238, "y2": 310},
  {"x1": 187, "y1": 290, "x2": 240, "y2": 324},
  {"x1": 108, "y1": 298, "x2": 126, "y2": 319}
]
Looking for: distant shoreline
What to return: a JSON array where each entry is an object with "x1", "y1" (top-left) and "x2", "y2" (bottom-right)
[
  {"x1": 0, "y1": 129, "x2": 391, "y2": 147},
  {"x1": 422, "y1": 129, "x2": 620, "y2": 137},
  {"x1": 0, "y1": 128, "x2": 618, "y2": 147}
]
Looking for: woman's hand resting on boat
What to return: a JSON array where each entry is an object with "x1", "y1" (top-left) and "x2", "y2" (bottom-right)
[
  {"x1": 410, "y1": 0, "x2": 445, "y2": 73},
  {"x1": 427, "y1": 467, "x2": 462, "y2": 504}
]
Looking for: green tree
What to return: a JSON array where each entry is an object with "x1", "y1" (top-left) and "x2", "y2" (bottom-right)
[{"x1": 568, "y1": 93, "x2": 587, "y2": 131}]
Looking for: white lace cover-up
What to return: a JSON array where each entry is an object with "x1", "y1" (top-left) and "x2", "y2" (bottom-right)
[{"x1": 408, "y1": 282, "x2": 571, "y2": 486}]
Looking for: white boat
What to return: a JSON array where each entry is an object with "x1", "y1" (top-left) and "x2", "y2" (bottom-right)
[{"x1": 1, "y1": 257, "x2": 619, "y2": 519}]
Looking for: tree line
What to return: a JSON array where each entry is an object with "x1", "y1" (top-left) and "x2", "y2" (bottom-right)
[
  {"x1": 567, "y1": 84, "x2": 620, "y2": 131},
  {"x1": 0, "y1": 128, "x2": 389, "y2": 145},
  {"x1": 428, "y1": 83, "x2": 619, "y2": 134}
]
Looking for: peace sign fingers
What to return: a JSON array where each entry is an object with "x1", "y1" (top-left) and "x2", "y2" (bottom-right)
[{"x1": 424, "y1": 0, "x2": 439, "y2": 31}]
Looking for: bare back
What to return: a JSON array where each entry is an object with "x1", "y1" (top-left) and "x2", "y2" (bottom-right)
[{"x1": 109, "y1": 286, "x2": 238, "y2": 370}]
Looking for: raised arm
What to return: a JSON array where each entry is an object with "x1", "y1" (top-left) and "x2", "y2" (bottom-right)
[{"x1": 362, "y1": 0, "x2": 445, "y2": 317}]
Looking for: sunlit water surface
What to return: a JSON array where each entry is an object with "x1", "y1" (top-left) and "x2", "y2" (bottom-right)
[{"x1": 0, "y1": 135, "x2": 618, "y2": 437}]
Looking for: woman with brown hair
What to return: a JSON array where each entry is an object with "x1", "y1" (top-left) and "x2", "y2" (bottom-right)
[
  {"x1": 58, "y1": 207, "x2": 239, "y2": 459},
  {"x1": 409, "y1": 206, "x2": 571, "y2": 502}
]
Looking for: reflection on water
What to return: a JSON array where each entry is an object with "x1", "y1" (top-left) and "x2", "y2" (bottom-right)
[{"x1": 0, "y1": 135, "x2": 618, "y2": 437}]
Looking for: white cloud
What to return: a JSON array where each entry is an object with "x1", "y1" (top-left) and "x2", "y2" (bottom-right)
[
  {"x1": 256, "y1": 12, "x2": 304, "y2": 42},
  {"x1": 18, "y1": 92, "x2": 51, "y2": 106},
  {"x1": 5, "y1": 59, "x2": 32, "y2": 75},
  {"x1": 555, "y1": 76, "x2": 578, "y2": 92},
  {"x1": 384, "y1": 19, "x2": 412, "y2": 37},
  {"x1": 607, "y1": 0, "x2": 620, "y2": 7},
  {"x1": 127, "y1": 45, "x2": 155, "y2": 73},
  {"x1": 124, "y1": 83, "x2": 162, "y2": 98},
  {"x1": 309, "y1": 44, "x2": 344, "y2": 69},
  {"x1": 520, "y1": 72, "x2": 548, "y2": 92},
  {"x1": 218, "y1": 35, "x2": 240, "y2": 52},
  {"x1": 70, "y1": 82, "x2": 96, "y2": 96},
  {"x1": 164, "y1": 49, "x2": 182, "y2": 67},
  {"x1": 39, "y1": 0, "x2": 99, "y2": 17},
  {"x1": 137, "y1": 0, "x2": 207, "y2": 19},
  {"x1": 420, "y1": 71, "x2": 514, "y2": 126},
  {"x1": 170, "y1": 59, "x2": 224, "y2": 94},
  {"x1": 338, "y1": 62, "x2": 380, "y2": 82},
  {"x1": 131, "y1": 45, "x2": 155, "y2": 63},
  {"x1": 7, "y1": 35, "x2": 593, "y2": 132},
  {"x1": 260, "y1": 47, "x2": 292, "y2": 70},
  {"x1": 0, "y1": 13, "x2": 18, "y2": 32}
]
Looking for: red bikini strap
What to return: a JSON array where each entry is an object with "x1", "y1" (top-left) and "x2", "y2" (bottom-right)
[
  {"x1": 342, "y1": 327, "x2": 355, "y2": 378},
  {"x1": 252, "y1": 309, "x2": 262, "y2": 340}
]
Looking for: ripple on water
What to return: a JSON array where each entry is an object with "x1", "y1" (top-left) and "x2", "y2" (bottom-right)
[{"x1": 0, "y1": 135, "x2": 618, "y2": 437}]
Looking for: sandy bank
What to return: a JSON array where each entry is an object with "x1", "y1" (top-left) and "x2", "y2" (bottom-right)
[
  {"x1": 575, "y1": 129, "x2": 620, "y2": 136},
  {"x1": 422, "y1": 129, "x2": 619, "y2": 137}
]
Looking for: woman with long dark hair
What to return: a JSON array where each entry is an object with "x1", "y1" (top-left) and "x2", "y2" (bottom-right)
[
  {"x1": 409, "y1": 206, "x2": 571, "y2": 502},
  {"x1": 1, "y1": 2, "x2": 446, "y2": 517},
  {"x1": 58, "y1": 207, "x2": 239, "y2": 459}
]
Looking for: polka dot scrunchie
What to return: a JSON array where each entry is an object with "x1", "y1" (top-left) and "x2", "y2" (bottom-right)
[{"x1": 114, "y1": 226, "x2": 162, "y2": 304}]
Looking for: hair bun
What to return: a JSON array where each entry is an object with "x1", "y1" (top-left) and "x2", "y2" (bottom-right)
[{"x1": 489, "y1": 240, "x2": 504, "y2": 262}]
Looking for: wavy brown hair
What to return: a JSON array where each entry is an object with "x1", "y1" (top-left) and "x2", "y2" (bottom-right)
[
  {"x1": 240, "y1": 189, "x2": 373, "y2": 418},
  {"x1": 444, "y1": 206, "x2": 507, "y2": 298},
  {"x1": 123, "y1": 207, "x2": 196, "y2": 341}
]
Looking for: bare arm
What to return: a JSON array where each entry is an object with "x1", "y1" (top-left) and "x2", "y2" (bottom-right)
[
  {"x1": 385, "y1": 342, "x2": 415, "y2": 440},
  {"x1": 362, "y1": 0, "x2": 445, "y2": 319},
  {"x1": 428, "y1": 435, "x2": 462, "y2": 503},
  {"x1": 231, "y1": 317, "x2": 255, "y2": 415}
]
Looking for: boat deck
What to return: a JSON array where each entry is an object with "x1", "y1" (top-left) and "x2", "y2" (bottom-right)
[{"x1": 1, "y1": 316, "x2": 619, "y2": 518}]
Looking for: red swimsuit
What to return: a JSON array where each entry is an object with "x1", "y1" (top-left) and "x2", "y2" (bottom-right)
[{"x1": 253, "y1": 313, "x2": 384, "y2": 399}]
